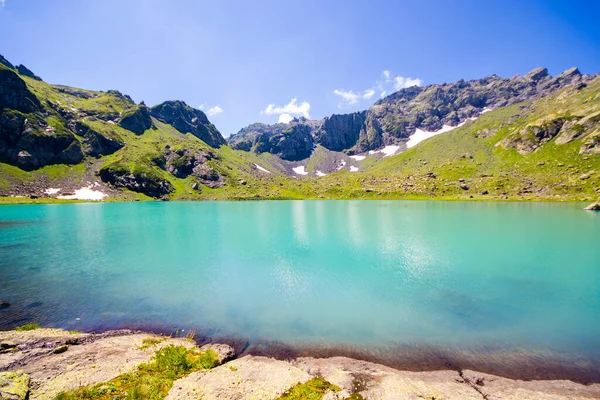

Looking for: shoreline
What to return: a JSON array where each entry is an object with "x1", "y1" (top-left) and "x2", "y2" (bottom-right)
[
  {"x1": 0, "y1": 195, "x2": 597, "y2": 205},
  {"x1": 1, "y1": 327, "x2": 599, "y2": 399},
  {"x1": 3, "y1": 323, "x2": 599, "y2": 385}
]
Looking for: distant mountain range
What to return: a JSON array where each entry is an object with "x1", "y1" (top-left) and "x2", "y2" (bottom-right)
[
  {"x1": 1, "y1": 54, "x2": 599, "y2": 201},
  {"x1": 229, "y1": 67, "x2": 590, "y2": 157}
]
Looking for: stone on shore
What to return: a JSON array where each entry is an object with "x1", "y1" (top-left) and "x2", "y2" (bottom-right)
[
  {"x1": 584, "y1": 201, "x2": 600, "y2": 210},
  {"x1": 167, "y1": 355, "x2": 311, "y2": 400}
]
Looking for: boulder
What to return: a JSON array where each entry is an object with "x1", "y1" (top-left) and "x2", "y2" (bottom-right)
[
  {"x1": 0, "y1": 371, "x2": 29, "y2": 400},
  {"x1": 0, "y1": 300, "x2": 10, "y2": 308},
  {"x1": 199, "y1": 343, "x2": 236, "y2": 365},
  {"x1": 584, "y1": 202, "x2": 600, "y2": 211}
]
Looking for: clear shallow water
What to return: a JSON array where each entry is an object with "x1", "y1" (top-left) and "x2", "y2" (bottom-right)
[{"x1": 1, "y1": 201, "x2": 599, "y2": 378}]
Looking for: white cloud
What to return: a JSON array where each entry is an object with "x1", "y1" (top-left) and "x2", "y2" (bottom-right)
[
  {"x1": 199, "y1": 104, "x2": 224, "y2": 117},
  {"x1": 333, "y1": 88, "x2": 378, "y2": 107},
  {"x1": 262, "y1": 98, "x2": 311, "y2": 119},
  {"x1": 206, "y1": 105, "x2": 224, "y2": 116},
  {"x1": 333, "y1": 69, "x2": 423, "y2": 107},
  {"x1": 394, "y1": 76, "x2": 423, "y2": 90},
  {"x1": 278, "y1": 113, "x2": 294, "y2": 124},
  {"x1": 0, "y1": 0, "x2": 5, "y2": 7},
  {"x1": 333, "y1": 89, "x2": 360, "y2": 105}
]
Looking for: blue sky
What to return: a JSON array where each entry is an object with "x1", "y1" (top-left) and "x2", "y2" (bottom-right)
[{"x1": 1, "y1": 0, "x2": 599, "y2": 136}]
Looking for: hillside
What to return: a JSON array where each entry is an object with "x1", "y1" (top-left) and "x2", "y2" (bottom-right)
[{"x1": 0, "y1": 54, "x2": 599, "y2": 202}]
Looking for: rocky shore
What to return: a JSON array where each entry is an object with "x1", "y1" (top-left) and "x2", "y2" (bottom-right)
[{"x1": 1, "y1": 329, "x2": 599, "y2": 399}]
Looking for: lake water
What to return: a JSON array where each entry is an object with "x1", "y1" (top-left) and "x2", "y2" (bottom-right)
[{"x1": 1, "y1": 201, "x2": 599, "y2": 380}]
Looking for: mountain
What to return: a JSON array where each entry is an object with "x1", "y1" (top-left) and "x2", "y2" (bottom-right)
[
  {"x1": 1, "y1": 54, "x2": 599, "y2": 202},
  {"x1": 229, "y1": 67, "x2": 590, "y2": 156}
]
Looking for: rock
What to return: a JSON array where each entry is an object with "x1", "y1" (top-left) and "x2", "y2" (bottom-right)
[
  {"x1": 481, "y1": 190, "x2": 489, "y2": 195},
  {"x1": 460, "y1": 184, "x2": 469, "y2": 190},
  {"x1": 0, "y1": 300, "x2": 10, "y2": 308},
  {"x1": 238, "y1": 179, "x2": 247, "y2": 185},
  {"x1": 16, "y1": 64, "x2": 42, "y2": 81},
  {"x1": 0, "y1": 111, "x2": 84, "y2": 170},
  {"x1": 0, "y1": 54, "x2": 15, "y2": 69},
  {"x1": 69, "y1": 121, "x2": 124, "y2": 157},
  {"x1": 580, "y1": 173, "x2": 591, "y2": 180},
  {"x1": 151, "y1": 101, "x2": 226, "y2": 148},
  {"x1": 53, "y1": 345, "x2": 68, "y2": 354},
  {"x1": 458, "y1": 178, "x2": 465, "y2": 182},
  {"x1": 98, "y1": 167, "x2": 174, "y2": 198},
  {"x1": 584, "y1": 202, "x2": 600, "y2": 211},
  {"x1": 0, "y1": 371, "x2": 29, "y2": 400},
  {"x1": 199, "y1": 343, "x2": 235, "y2": 365},
  {"x1": 0, "y1": 66, "x2": 42, "y2": 113},
  {"x1": 118, "y1": 105, "x2": 154, "y2": 135},
  {"x1": 191, "y1": 182, "x2": 199, "y2": 191},
  {"x1": 525, "y1": 67, "x2": 549, "y2": 81},
  {"x1": 230, "y1": 122, "x2": 314, "y2": 161},
  {"x1": 167, "y1": 355, "x2": 311, "y2": 400},
  {"x1": 537, "y1": 161, "x2": 545, "y2": 166}
]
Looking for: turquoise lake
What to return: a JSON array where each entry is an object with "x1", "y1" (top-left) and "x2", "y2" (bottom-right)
[{"x1": 1, "y1": 201, "x2": 599, "y2": 379}]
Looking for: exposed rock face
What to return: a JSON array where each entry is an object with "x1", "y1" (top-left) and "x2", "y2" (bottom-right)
[
  {"x1": 0, "y1": 54, "x2": 15, "y2": 70},
  {"x1": 16, "y1": 64, "x2": 42, "y2": 81},
  {"x1": 229, "y1": 120, "x2": 315, "y2": 161},
  {"x1": 231, "y1": 67, "x2": 588, "y2": 155},
  {"x1": 0, "y1": 111, "x2": 84, "y2": 170},
  {"x1": 0, "y1": 67, "x2": 42, "y2": 114},
  {"x1": 118, "y1": 104, "x2": 155, "y2": 135},
  {"x1": 98, "y1": 166, "x2": 174, "y2": 198},
  {"x1": 502, "y1": 110, "x2": 600, "y2": 154},
  {"x1": 313, "y1": 111, "x2": 366, "y2": 152},
  {"x1": 161, "y1": 148, "x2": 225, "y2": 188},
  {"x1": 68, "y1": 121, "x2": 124, "y2": 157},
  {"x1": 150, "y1": 101, "x2": 226, "y2": 148}
]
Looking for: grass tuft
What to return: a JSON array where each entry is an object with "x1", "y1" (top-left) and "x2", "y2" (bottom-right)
[{"x1": 15, "y1": 323, "x2": 40, "y2": 331}]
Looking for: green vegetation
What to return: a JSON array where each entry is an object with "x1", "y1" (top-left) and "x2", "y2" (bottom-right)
[
  {"x1": 55, "y1": 345, "x2": 219, "y2": 400},
  {"x1": 277, "y1": 377, "x2": 341, "y2": 400},
  {"x1": 138, "y1": 337, "x2": 166, "y2": 350},
  {"x1": 15, "y1": 323, "x2": 40, "y2": 331}
]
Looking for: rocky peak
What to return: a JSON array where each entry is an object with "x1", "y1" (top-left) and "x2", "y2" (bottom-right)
[
  {"x1": 16, "y1": 64, "x2": 42, "y2": 81},
  {"x1": 150, "y1": 100, "x2": 225, "y2": 148},
  {"x1": 0, "y1": 54, "x2": 15, "y2": 70},
  {"x1": 107, "y1": 90, "x2": 135, "y2": 104},
  {"x1": 525, "y1": 67, "x2": 549, "y2": 81}
]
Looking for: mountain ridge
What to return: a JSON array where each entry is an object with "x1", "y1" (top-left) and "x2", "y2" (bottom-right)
[
  {"x1": 1, "y1": 53, "x2": 599, "y2": 202},
  {"x1": 229, "y1": 67, "x2": 592, "y2": 159}
]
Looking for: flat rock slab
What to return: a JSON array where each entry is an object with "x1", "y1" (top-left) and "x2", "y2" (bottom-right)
[
  {"x1": 167, "y1": 355, "x2": 311, "y2": 400},
  {"x1": 294, "y1": 357, "x2": 600, "y2": 400},
  {"x1": 0, "y1": 329, "x2": 194, "y2": 400}
]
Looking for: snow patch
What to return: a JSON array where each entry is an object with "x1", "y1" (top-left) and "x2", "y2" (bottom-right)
[
  {"x1": 350, "y1": 166, "x2": 359, "y2": 172},
  {"x1": 254, "y1": 163, "x2": 271, "y2": 173},
  {"x1": 44, "y1": 188, "x2": 61, "y2": 195},
  {"x1": 481, "y1": 107, "x2": 492, "y2": 114},
  {"x1": 349, "y1": 155, "x2": 366, "y2": 161},
  {"x1": 316, "y1": 170, "x2": 327, "y2": 177},
  {"x1": 406, "y1": 116, "x2": 479, "y2": 149},
  {"x1": 368, "y1": 146, "x2": 401, "y2": 157},
  {"x1": 58, "y1": 186, "x2": 107, "y2": 201},
  {"x1": 337, "y1": 160, "x2": 347, "y2": 171},
  {"x1": 292, "y1": 166, "x2": 308, "y2": 175}
]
